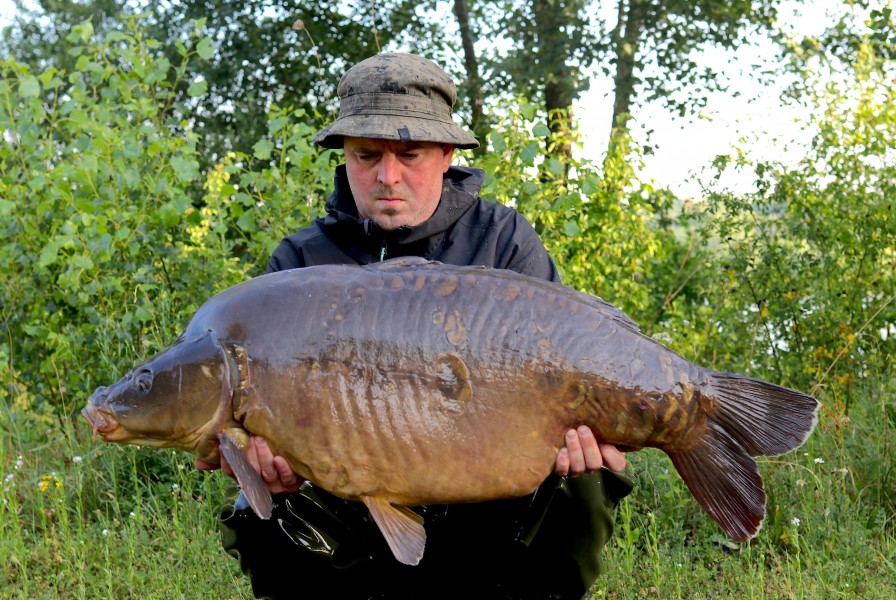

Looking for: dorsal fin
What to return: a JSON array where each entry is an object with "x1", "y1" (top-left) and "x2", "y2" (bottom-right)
[{"x1": 368, "y1": 256, "x2": 437, "y2": 270}]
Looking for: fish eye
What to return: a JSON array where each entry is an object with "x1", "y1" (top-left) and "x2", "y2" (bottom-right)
[{"x1": 133, "y1": 369, "x2": 153, "y2": 393}]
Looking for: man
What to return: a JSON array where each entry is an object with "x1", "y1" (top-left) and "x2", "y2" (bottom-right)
[{"x1": 198, "y1": 52, "x2": 633, "y2": 600}]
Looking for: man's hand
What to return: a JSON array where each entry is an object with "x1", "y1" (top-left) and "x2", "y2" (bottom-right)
[
  {"x1": 554, "y1": 425, "x2": 626, "y2": 476},
  {"x1": 194, "y1": 436, "x2": 303, "y2": 494}
]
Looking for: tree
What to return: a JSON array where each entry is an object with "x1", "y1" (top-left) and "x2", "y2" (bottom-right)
[
  {"x1": 436, "y1": 1, "x2": 790, "y2": 158},
  {"x1": 148, "y1": 1, "x2": 419, "y2": 160},
  {"x1": 488, "y1": 0, "x2": 598, "y2": 161},
  {"x1": 2, "y1": 1, "x2": 129, "y2": 70},
  {"x1": 606, "y1": 1, "x2": 785, "y2": 140},
  {"x1": 3, "y1": 1, "x2": 799, "y2": 164},
  {"x1": 1, "y1": 1, "x2": 423, "y2": 163},
  {"x1": 452, "y1": 0, "x2": 487, "y2": 150}
]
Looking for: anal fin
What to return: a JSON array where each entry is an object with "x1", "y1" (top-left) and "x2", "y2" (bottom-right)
[
  {"x1": 219, "y1": 429, "x2": 273, "y2": 520},
  {"x1": 361, "y1": 495, "x2": 426, "y2": 566}
]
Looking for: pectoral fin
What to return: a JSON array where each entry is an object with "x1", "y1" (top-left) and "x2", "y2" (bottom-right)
[
  {"x1": 219, "y1": 429, "x2": 273, "y2": 520},
  {"x1": 361, "y1": 495, "x2": 426, "y2": 566}
]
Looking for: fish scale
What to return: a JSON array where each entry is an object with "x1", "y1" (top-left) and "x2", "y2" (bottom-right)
[{"x1": 82, "y1": 257, "x2": 819, "y2": 567}]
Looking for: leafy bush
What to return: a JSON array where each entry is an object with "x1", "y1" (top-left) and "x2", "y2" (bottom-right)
[
  {"x1": 0, "y1": 18, "x2": 334, "y2": 419},
  {"x1": 691, "y1": 39, "x2": 896, "y2": 405},
  {"x1": 474, "y1": 101, "x2": 682, "y2": 323}
]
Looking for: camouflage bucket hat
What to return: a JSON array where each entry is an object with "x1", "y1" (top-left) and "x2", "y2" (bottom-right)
[{"x1": 313, "y1": 53, "x2": 480, "y2": 150}]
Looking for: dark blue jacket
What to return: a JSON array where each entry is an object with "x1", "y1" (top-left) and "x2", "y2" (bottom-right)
[
  {"x1": 221, "y1": 165, "x2": 633, "y2": 600},
  {"x1": 268, "y1": 165, "x2": 559, "y2": 282}
]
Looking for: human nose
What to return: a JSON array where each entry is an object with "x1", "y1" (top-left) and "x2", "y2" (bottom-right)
[{"x1": 376, "y1": 153, "x2": 400, "y2": 186}]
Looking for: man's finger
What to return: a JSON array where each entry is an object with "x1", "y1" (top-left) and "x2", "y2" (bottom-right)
[
  {"x1": 253, "y1": 436, "x2": 279, "y2": 482},
  {"x1": 565, "y1": 428, "x2": 586, "y2": 475},
  {"x1": 599, "y1": 443, "x2": 627, "y2": 473},
  {"x1": 554, "y1": 447, "x2": 570, "y2": 476},
  {"x1": 577, "y1": 425, "x2": 604, "y2": 471},
  {"x1": 273, "y1": 456, "x2": 302, "y2": 493}
]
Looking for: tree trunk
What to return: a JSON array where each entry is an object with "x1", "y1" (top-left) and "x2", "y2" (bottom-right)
[
  {"x1": 453, "y1": 0, "x2": 487, "y2": 153},
  {"x1": 533, "y1": 0, "x2": 579, "y2": 164},
  {"x1": 610, "y1": 0, "x2": 647, "y2": 139}
]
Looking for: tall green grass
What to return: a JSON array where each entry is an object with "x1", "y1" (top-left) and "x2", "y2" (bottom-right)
[
  {"x1": 2, "y1": 366, "x2": 893, "y2": 598},
  {"x1": 594, "y1": 368, "x2": 896, "y2": 599},
  {"x1": 0, "y1": 394, "x2": 252, "y2": 598}
]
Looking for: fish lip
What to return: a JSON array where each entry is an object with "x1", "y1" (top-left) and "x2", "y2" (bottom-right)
[{"x1": 80, "y1": 405, "x2": 123, "y2": 440}]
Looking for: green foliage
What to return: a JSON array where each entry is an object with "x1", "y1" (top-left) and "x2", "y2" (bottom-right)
[
  {"x1": 595, "y1": 366, "x2": 896, "y2": 599},
  {"x1": 1, "y1": 17, "x2": 228, "y2": 411},
  {"x1": 146, "y1": 0, "x2": 409, "y2": 161},
  {"x1": 0, "y1": 17, "x2": 333, "y2": 417},
  {"x1": 690, "y1": 38, "x2": 896, "y2": 405},
  {"x1": 476, "y1": 100, "x2": 680, "y2": 323},
  {"x1": 2, "y1": 0, "x2": 799, "y2": 163},
  {"x1": 0, "y1": 397, "x2": 250, "y2": 597},
  {"x1": 0, "y1": 11, "x2": 894, "y2": 599},
  {"x1": 0, "y1": 19, "x2": 333, "y2": 595}
]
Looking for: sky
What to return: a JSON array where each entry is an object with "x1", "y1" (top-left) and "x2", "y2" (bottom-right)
[
  {"x1": 1, "y1": 0, "x2": 857, "y2": 199},
  {"x1": 574, "y1": 0, "x2": 854, "y2": 198}
]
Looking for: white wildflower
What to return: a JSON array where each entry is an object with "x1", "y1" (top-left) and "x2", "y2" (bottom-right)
[
  {"x1": 73, "y1": 456, "x2": 83, "y2": 463},
  {"x1": 791, "y1": 517, "x2": 801, "y2": 525},
  {"x1": 814, "y1": 457, "x2": 825, "y2": 464}
]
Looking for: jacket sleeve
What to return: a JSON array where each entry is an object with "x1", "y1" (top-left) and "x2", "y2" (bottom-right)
[
  {"x1": 266, "y1": 238, "x2": 306, "y2": 273},
  {"x1": 495, "y1": 211, "x2": 561, "y2": 283}
]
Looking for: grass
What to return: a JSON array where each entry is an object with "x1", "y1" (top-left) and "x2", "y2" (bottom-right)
[
  {"x1": 592, "y1": 371, "x2": 896, "y2": 599},
  {"x1": 0, "y1": 399, "x2": 252, "y2": 599},
  {"x1": 1, "y1": 372, "x2": 893, "y2": 599}
]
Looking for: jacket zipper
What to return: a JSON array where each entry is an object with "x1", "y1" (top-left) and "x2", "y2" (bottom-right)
[{"x1": 379, "y1": 242, "x2": 387, "y2": 262}]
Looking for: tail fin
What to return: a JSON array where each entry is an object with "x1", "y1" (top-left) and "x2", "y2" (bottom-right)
[
  {"x1": 708, "y1": 372, "x2": 819, "y2": 457},
  {"x1": 669, "y1": 373, "x2": 819, "y2": 541},
  {"x1": 668, "y1": 422, "x2": 765, "y2": 541}
]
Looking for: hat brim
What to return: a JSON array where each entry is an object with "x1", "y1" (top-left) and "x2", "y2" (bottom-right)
[{"x1": 313, "y1": 114, "x2": 480, "y2": 150}]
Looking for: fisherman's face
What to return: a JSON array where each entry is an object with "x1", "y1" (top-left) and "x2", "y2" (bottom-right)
[{"x1": 343, "y1": 137, "x2": 455, "y2": 231}]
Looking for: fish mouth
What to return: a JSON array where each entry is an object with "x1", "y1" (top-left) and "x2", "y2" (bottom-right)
[
  {"x1": 82, "y1": 384, "x2": 131, "y2": 442},
  {"x1": 81, "y1": 399, "x2": 128, "y2": 442}
]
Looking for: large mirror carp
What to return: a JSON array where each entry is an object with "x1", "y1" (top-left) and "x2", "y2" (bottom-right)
[{"x1": 82, "y1": 258, "x2": 819, "y2": 565}]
